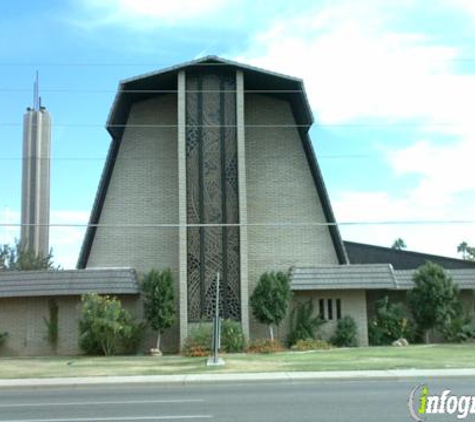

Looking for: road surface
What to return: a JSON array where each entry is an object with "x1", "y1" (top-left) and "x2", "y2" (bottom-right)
[{"x1": 0, "y1": 377, "x2": 473, "y2": 421}]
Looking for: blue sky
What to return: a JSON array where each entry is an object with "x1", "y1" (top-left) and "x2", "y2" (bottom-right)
[{"x1": 1, "y1": 0, "x2": 475, "y2": 268}]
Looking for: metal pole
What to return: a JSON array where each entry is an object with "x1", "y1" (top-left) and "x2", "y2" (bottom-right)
[
  {"x1": 207, "y1": 272, "x2": 224, "y2": 366},
  {"x1": 213, "y1": 272, "x2": 220, "y2": 363}
]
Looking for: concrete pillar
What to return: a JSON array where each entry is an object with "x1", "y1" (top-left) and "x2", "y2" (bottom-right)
[
  {"x1": 21, "y1": 108, "x2": 51, "y2": 258},
  {"x1": 177, "y1": 70, "x2": 188, "y2": 348},
  {"x1": 236, "y1": 70, "x2": 250, "y2": 340}
]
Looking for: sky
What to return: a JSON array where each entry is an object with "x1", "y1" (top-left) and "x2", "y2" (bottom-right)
[{"x1": 1, "y1": 0, "x2": 475, "y2": 268}]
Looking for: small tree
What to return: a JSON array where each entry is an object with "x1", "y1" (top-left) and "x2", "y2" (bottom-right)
[
  {"x1": 142, "y1": 268, "x2": 175, "y2": 353},
  {"x1": 457, "y1": 241, "x2": 469, "y2": 260},
  {"x1": 391, "y1": 238, "x2": 407, "y2": 250},
  {"x1": 250, "y1": 271, "x2": 291, "y2": 341},
  {"x1": 407, "y1": 262, "x2": 460, "y2": 343},
  {"x1": 0, "y1": 241, "x2": 56, "y2": 271}
]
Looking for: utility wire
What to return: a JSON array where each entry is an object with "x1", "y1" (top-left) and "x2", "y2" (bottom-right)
[
  {"x1": 1, "y1": 221, "x2": 475, "y2": 228},
  {"x1": 0, "y1": 58, "x2": 475, "y2": 66},
  {"x1": 0, "y1": 151, "x2": 445, "y2": 161},
  {"x1": 0, "y1": 123, "x2": 467, "y2": 128},
  {"x1": 0, "y1": 89, "x2": 305, "y2": 93}
]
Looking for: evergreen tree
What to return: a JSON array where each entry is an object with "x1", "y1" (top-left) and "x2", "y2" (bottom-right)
[{"x1": 250, "y1": 271, "x2": 291, "y2": 340}]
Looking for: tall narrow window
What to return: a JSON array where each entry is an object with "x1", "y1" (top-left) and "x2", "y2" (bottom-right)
[
  {"x1": 336, "y1": 298, "x2": 342, "y2": 320},
  {"x1": 186, "y1": 69, "x2": 241, "y2": 321},
  {"x1": 327, "y1": 299, "x2": 333, "y2": 320},
  {"x1": 319, "y1": 299, "x2": 325, "y2": 319}
]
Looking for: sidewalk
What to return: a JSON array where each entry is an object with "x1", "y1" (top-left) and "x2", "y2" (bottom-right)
[{"x1": 1, "y1": 368, "x2": 475, "y2": 388}]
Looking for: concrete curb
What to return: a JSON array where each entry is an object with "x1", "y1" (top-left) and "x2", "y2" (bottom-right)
[{"x1": 1, "y1": 368, "x2": 475, "y2": 388}]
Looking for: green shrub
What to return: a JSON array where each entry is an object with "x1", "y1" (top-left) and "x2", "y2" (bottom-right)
[
  {"x1": 221, "y1": 319, "x2": 246, "y2": 353},
  {"x1": 183, "y1": 320, "x2": 246, "y2": 356},
  {"x1": 0, "y1": 331, "x2": 8, "y2": 347},
  {"x1": 288, "y1": 300, "x2": 326, "y2": 346},
  {"x1": 290, "y1": 339, "x2": 333, "y2": 351},
  {"x1": 368, "y1": 296, "x2": 415, "y2": 345},
  {"x1": 43, "y1": 298, "x2": 59, "y2": 349},
  {"x1": 78, "y1": 293, "x2": 141, "y2": 356},
  {"x1": 246, "y1": 339, "x2": 283, "y2": 354},
  {"x1": 442, "y1": 313, "x2": 475, "y2": 343},
  {"x1": 407, "y1": 262, "x2": 460, "y2": 343},
  {"x1": 331, "y1": 316, "x2": 358, "y2": 347},
  {"x1": 121, "y1": 322, "x2": 146, "y2": 355},
  {"x1": 182, "y1": 323, "x2": 212, "y2": 357}
]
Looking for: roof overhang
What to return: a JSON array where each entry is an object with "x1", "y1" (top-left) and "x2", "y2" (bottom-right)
[
  {"x1": 0, "y1": 268, "x2": 139, "y2": 299},
  {"x1": 106, "y1": 55, "x2": 314, "y2": 139},
  {"x1": 291, "y1": 265, "x2": 475, "y2": 291}
]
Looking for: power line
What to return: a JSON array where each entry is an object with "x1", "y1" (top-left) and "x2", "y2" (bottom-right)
[
  {"x1": 1, "y1": 221, "x2": 475, "y2": 228},
  {"x1": 0, "y1": 122, "x2": 467, "y2": 128},
  {"x1": 0, "y1": 62, "x2": 257, "y2": 67},
  {"x1": 1, "y1": 57, "x2": 475, "y2": 66},
  {"x1": 0, "y1": 153, "x2": 436, "y2": 161},
  {"x1": 0, "y1": 89, "x2": 305, "y2": 93}
]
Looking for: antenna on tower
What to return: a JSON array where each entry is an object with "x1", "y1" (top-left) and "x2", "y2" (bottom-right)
[{"x1": 33, "y1": 71, "x2": 39, "y2": 111}]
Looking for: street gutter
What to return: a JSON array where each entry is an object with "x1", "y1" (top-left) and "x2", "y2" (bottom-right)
[{"x1": 1, "y1": 368, "x2": 475, "y2": 388}]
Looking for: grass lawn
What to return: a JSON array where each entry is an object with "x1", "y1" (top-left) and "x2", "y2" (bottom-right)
[{"x1": 0, "y1": 344, "x2": 474, "y2": 379}]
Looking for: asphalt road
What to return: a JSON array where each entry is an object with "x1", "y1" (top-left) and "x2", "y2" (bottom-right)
[{"x1": 0, "y1": 377, "x2": 473, "y2": 422}]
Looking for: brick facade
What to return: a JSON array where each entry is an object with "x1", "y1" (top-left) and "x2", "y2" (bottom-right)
[{"x1": 245, "y1": 93, "x2": 339, "y2": 340}]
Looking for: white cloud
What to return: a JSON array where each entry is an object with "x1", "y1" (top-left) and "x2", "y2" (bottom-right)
[
  {"x1": 236, "y1": 2, "x2": 464, "y2": 125},
  {"x1": 74, "y1": 0, "x2": 228, "y2": 29},
  {"x1": 235, "y1": 1, "x2": 475, "y2": 257},
  {"x1": 333, "y1": 137, "x2": 475, "y2": 257},
  {"x1": 451, "y1": 0, "x2": 475, "y2": 20},
  {"x1": 388, "y1": 138, "x2": 475, "y2": 202}
]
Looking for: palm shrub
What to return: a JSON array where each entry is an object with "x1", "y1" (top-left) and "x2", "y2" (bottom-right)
[
  {"x1": 442, "y1": 313, "x2": 475, "y2": 343},
  {"x1": 287, "y1": 300, "x2": 326, "y2": 346},
  {"x1": 331, "y1": 316, "x2": 358, "y2": 347},
  {"x1": 142, "y1": 268, "x2": 175, "y2": 353},
  {"x1": 250, "y1": 271, "x2": 292, "y2": 341},
  {"x1": 368, "y1": 296, "x2": 414, "y2": 345},
  {"x1": 79, "y1": 293, "x2": 141, "y2": 356}
]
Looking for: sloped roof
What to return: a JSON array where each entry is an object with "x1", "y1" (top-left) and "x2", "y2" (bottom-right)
[
  {"x1": 395, "y1": 269, "x2": 475, "y2": 290},
  {"x1": 291, "y1": 265, "x2": 397, "y2": 290},
  {"x1": 291, "y1": 265, "x2": 475, "y2": 291},
  {"x1": 107, "y1": 55, "x2": 314, "y2": 139},
  {"x1": 344, "y1": 241, "x2": 475, "y2": 270},
  {"x1": 0, "y1": 268, "x2": 139, "y2": 298},
  {"x1": 78, "y1": 56, "x2": 348, "y2": 268}
]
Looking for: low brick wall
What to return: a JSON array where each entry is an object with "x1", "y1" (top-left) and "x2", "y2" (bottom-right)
[{"x1": 0, "y1": 295, "x2": 140, "y2": 356}]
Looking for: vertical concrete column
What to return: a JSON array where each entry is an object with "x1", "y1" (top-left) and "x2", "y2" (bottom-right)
[
  {"x1": 236, "y1": 70, "x2": 250, "y2": 340},
  {"x1": 21, "y1": 108, "x2": 51, "y2": 258},
  {"x1": 177, "y1": 70, "x2": 188, "y2": 348}
]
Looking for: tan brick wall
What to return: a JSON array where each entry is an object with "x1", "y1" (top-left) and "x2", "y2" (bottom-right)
[
  {"x1": 0, "y1": 295, "x2": 140, "y2": 356},
  {"x1": 86, "y1": 94, "x2": 180, "y2": 352},
  {"x1": 245, "y1": 93, "x2": 339, "y2": 340}
]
